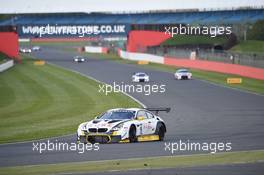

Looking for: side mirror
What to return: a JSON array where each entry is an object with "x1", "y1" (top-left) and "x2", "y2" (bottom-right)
[{"x1": 137, "y1": 116, "x2": 144, "y2": 120}]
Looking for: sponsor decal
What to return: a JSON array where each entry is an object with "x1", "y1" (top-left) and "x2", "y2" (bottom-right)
[{"x1": 227, "y1": 78, "x2": 242, "y2": 84}]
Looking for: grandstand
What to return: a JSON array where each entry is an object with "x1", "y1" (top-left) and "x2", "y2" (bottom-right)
[
  {"x1": 0, "y1": 8, "x2": 263, "y2": 40},
  {"x1": 0, "y1": 9, "x2": 263, "y2": 26},
  {"x1": 1, "y1": 9, "x2": 263, "y2": 26}
]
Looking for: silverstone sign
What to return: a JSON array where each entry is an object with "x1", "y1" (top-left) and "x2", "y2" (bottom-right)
[{"x1": 17, "y1": 24, "x2": 130, "y2": 37}]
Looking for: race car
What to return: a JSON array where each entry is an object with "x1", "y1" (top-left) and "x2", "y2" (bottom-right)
[
  {"x1": 132, "y1": 72, "x2": 150, "y2": 82},
  {"x1": 73, "y1": 56, "x2": 86, "y2": 62},
  {"x1": 174, "y1": 69, "x2": 192, "y2": 80},
  {"x1": 19, "y1": 48, "x2": 32, "y2": 53},
  {"x1": 32, "y1": 46, "x2": 41, "y2": 51},
  {"x1": 77, "y1": 107, "x2": 170, "y2": 144}
]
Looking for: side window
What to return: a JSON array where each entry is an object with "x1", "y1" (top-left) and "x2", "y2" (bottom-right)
[
  {"x1": 146, "y1": 111, "x2": 154, "y2": 119},
  {"x1": 136, "y1": 111, "x2": 148, "y2": 119}
]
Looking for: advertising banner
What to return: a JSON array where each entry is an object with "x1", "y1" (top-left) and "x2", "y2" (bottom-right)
[{"x1": 17, "y1": 24, "x2": 130, "y2": 38}]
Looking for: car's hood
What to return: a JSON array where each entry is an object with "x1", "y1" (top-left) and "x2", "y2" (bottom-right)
[
  {"x1": 85, "y1": 119, "x2": 128, "y2": 129},
  {"x1": 176, "y1": 72, "x2": 190, "y2": 75},
  {"x1": 134, "y1": 75, "x2": 148, "y2": 78}
]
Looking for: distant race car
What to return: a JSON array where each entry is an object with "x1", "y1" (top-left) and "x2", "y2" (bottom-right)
[
  {"x1": 132, "y1": 72, "x2": 150, "y2": 82},
  {"x1": 19, "y1": 48, "x2": 32, "y2": 53},
  {"x1": 174, "y1": 69, "x2": 192, "y2": 80},
  {"x1": 77, "y1": 107, "x2": 170, "y2": 144},
  {"x1": 73, "y1": 56, "x2": 86, "y2": 62},
  {"x1": 32, "y1": 46, "x2": 41, "y2": 51}
]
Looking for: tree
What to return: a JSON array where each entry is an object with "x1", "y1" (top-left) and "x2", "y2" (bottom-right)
[{"x1": 248, "y1": 20, "x2": 264, "y2": 41}]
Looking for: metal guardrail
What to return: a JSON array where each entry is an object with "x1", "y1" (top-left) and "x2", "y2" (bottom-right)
[{"x1": 147, "y1": 47, "x2": 264, "y2": 68}]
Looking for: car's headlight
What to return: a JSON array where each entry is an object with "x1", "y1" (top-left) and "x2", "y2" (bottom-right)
[
  {"x1": 77, "y1": 123, "x2": 88, "y2": 136},
  {"x1": 78, "y1": 123, "x2": 87, "y2": 130},
  {"x1": 112, "y1": 123, "x2": 124, "y2": 131}
]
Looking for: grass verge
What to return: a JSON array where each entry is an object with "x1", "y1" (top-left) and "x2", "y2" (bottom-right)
[
  {"x1": 130, "y1": 62, "x2": 264, "y2": 95},
  {"x1": 0, "y1": 52, "x2": 10, "y2": 64},
  {"x1": 230, "y1": 40, "x2": 264, "y2": 55},
  {"x1": 0, "y1": 150, "x2": 263, "y2": 175},
  {"x1": 0, "y1": 56, "x2": 140, "y2": 144},
  {"x1": 81, "y1": 52, "x2": 264, "y2": 95}
]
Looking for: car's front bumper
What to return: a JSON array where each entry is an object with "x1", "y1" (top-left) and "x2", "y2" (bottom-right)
[
  {"x1": 77, "y1": 133, "x2": 160, "y2": 144},
  {"x1": 175, "y1": 74, "x2": 191, "y2": 80},
  {"x1": 132, "y1": 78, "x2": 149, "y2": 82},
  {"x1": 77, "y1": 133, "x2": 124, "y2": 144}
]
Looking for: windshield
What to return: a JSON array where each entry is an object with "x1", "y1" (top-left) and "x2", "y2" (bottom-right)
[
  {"x1": 138, "y1": 73, "x2": 146, "y2": 77},
  {"x1": 98, "y1": 111, "x2": 135, "y2": 120},
  {"x1": 177, "y1": 70, "x2": 188, "y2": 73}
]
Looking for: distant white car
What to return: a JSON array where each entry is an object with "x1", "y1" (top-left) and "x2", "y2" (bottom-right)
[
  {"x1": 32, "y1": 46, "x2": 41, "y2": 51},
  {"x1": 174, "y1": 69, "x2": 192, "y2": 80},
  {"x1": 132, "y1": 72, "x2": 149, "y2": 82},
  {"x1": 73, "y1": 56, "x2": 86, "y2": 62},
  {"x1": 19, "y1": 48, "x2": 32, "y2": 53}
]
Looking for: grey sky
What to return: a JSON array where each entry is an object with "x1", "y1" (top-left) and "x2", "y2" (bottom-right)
[{"x1": 1, "y1": 0, "x2": 263, "y2": 14}]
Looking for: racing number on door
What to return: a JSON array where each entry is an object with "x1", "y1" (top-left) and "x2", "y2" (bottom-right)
[
  {"x1": 137, "y1": 110, "x2": 155, "y2": 135},
  {"x1": 145, "y1": 112, "x2": 156, "y2": 134}
]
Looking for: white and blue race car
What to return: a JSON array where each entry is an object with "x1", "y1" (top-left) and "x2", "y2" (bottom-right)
[
  {"x1": 73, "y1": 56, "x2": 86, "y2": 62},
  {"x1": 77, "y1": 108, "x2": 170, "y2": 144},
  {"x1": 19, "y1": 48, "x2": 32, "y2": 53},
  {"x1": 174, "y1": 69, "x2": 192, "y2": 80},
  {"x1": 132, "y1": 72, "x2": 150, "y2": 82}
]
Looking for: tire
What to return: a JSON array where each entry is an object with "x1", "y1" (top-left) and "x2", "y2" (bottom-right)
[
  {"x1": 155, "y1": 123, "x2": 165, "y2": 141},
  {"x1": 79, "y1": 136, "x2": 88, "y2": 144},
  {"x1": 129, "y1": 125, "x2": 137, "y2": 143}
]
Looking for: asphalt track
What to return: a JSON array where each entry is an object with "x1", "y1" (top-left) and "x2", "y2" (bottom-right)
[
  {"x1": 0, "y1": 47, "x2": 264, "y2": 169},
  {"x1": 84, "y1": 163, "x2": 264, "y2": 175}
]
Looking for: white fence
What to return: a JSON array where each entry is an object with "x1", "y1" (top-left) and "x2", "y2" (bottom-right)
[
  {"x1": 84, "y1": 46, "x2": 107, "y2": 53},
  {"x1": 119, "y1": 50, "x2": 164, "y2": 64},
  {"x1": 0, "y1": 60, "x2": 14, "y2": 72}
]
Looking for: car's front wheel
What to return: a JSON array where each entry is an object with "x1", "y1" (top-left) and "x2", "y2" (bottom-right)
[
  {"x1": 78, "y1": 136, "x2": 88, "y2": 144},
  {"x1": 129, "y1": 125, "x2": 137, "y2": 143}
]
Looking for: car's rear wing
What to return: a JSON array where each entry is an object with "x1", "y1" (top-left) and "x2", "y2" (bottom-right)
[{"x1": 145, "y1": 107, "x2": 171, "y2": 115}]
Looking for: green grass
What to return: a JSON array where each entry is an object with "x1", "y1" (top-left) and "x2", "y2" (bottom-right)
[
  {"x1": 0, "y1": 150, "x2": 263, "y2": 175},
  {"x1": 230, "y1": 40, "x2": 264, "y2": 54},
  {"x1": 0, "y1": 52, "x2": 10, "y2": 64},
  {"x1": 79, "y1": 52, "x2": 264, "y2": 95},
  {"x1": 0, "y1": 56, "x2": 140, "y2": 144},
  {"x1": 161, "y1": 35, "x2": 227, "y2": 46}
]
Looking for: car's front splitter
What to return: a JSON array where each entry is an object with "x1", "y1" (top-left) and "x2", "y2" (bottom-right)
[{"x1": 78, "y1": 134, "x2": 160, "y2": 144}]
